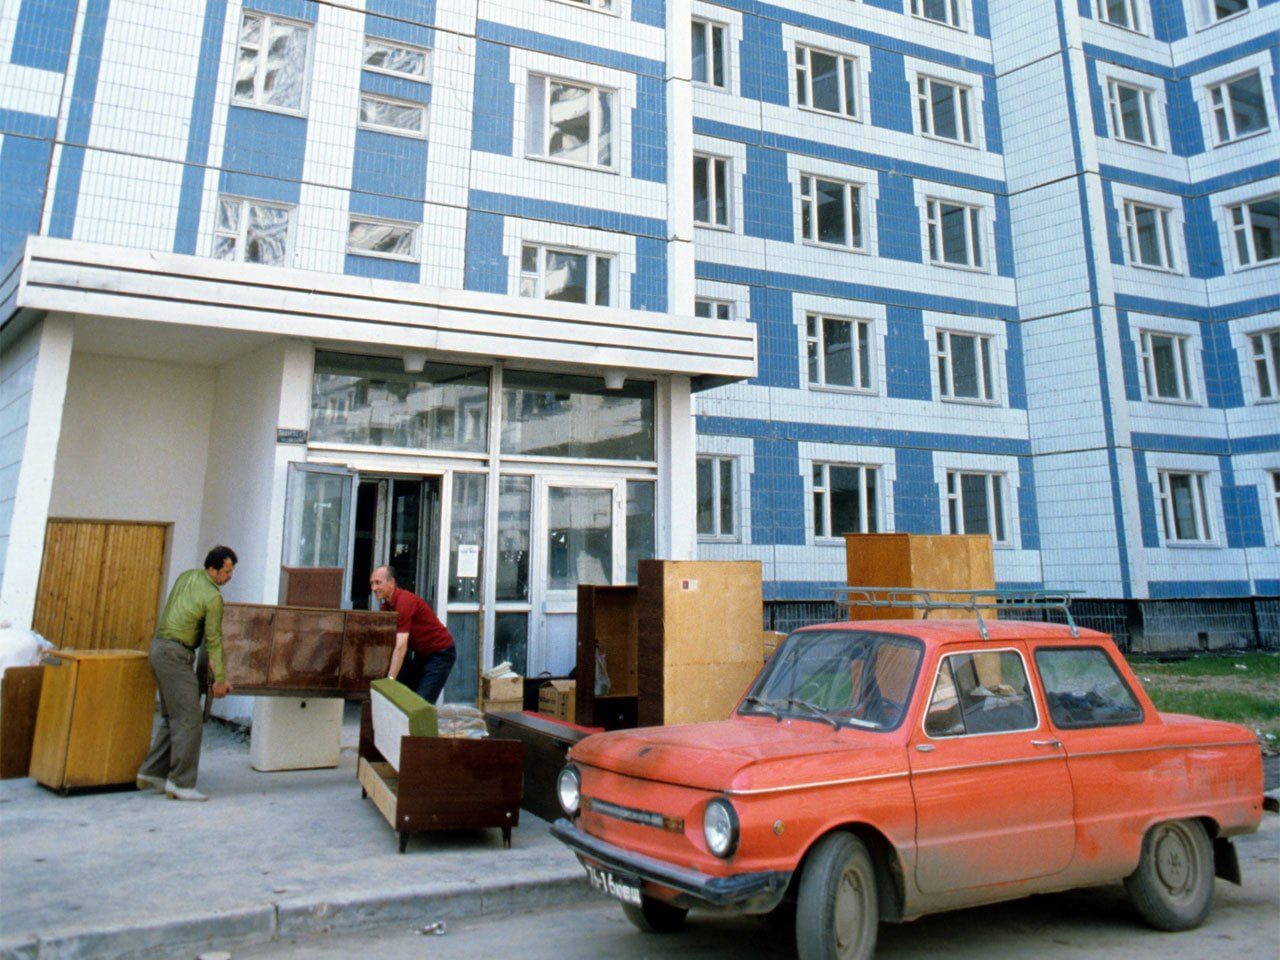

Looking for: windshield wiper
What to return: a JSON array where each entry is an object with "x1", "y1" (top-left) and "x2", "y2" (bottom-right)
[
  {"x1": 781, "y1": 698, "x2": 842, "y2": 730},
  {"x1": 742, "y1": 696, "x2": 783, "y2": 721}
]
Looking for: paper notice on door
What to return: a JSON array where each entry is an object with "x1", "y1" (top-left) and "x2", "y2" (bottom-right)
[{"x1": 457, "y1": 544, "x2": 480, "y2": 579}]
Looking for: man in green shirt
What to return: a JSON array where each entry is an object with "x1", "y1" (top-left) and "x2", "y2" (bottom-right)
[{"x1": 136, "y1": 545, "x2": 238, "y2": 801}]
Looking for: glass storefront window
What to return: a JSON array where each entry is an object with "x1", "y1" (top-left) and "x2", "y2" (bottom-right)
[
  {"x1": 494, "y1": 611, "x2": 529, "y2": 679},
  {"x1": 626, "y1": 480, "x2": 655, "y2": 583},
  {"x1": 547, "y1": 487, "x2": 613, "y2": 589},
  {"x1": 283, "y1": 465, "x2": 352, "y2": 568},
  {"x1": 442, "y1": 612, "x2": 478, "y2": 703},
  {"x1": 497, "y1": 476, "x2": 531, "y2": 602},
  {"x1": 310, "y1": 352, "x2": 489, "y2": 453},
  {"x1": 501, "y1": 370, "x2": 654, "y2": 461},
  {"x1": 448, "y1": 474, "x2": 485, "y2": 603}
]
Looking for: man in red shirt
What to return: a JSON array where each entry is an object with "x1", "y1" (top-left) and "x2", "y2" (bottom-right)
[{"x1": 370, "y1": 564, "x2": 456, "y2": 704}]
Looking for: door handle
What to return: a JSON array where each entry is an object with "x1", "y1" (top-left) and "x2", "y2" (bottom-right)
[{"x1": 1031, "y1": 739, "x2": 1062, "y2": 750}]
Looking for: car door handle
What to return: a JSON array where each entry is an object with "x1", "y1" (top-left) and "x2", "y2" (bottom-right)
[{"x1": 1030, "y1": 739, "x2": 1062, "y2": 750}]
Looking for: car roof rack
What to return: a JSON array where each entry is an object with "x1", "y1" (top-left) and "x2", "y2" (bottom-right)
[{"x1": 829, "y1": 587, "x2": 1078, "y2": 641}]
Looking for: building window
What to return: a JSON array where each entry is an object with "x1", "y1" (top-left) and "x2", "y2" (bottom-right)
[
  {"x1": 556, "y1": 0, "x2": 615, "y2": 11},
  {"x1": 348, "y1": 217, "x2": 418, "y2": 261},
  {"x1": 1208, "y1": 72, "x2": 1270, "y2": 145},
  {"x1": 1139, "y1": 331, "x2": 1195, "y2": 402},
  {"x1": 695, "y1": 298, "x2": 732, "y2": 321},
  {"x1": 692, "y1": 19, "x2": 726, "y2": 89},
  {"x1": 213, "y1": 196, "x2": 292, "y2": 265},
  {"x1": 526, "y1": 74, "x2": 615, "y2": 170},
  {"x1": 363, "y1": 37, "x2": 430, "y2": 78},
  {"x1": 1107, "y1": 80, "x2": 1160, "y2": 147},
  {"x1": 927, "y1": 199, "x2": 984, "y2": 269},
  {"x1": 795, "y1": 46, "x2": 859, "y2": 119},
  {"x1": 1271, "y1": 472, "x2": 1280, "y2": 539},
  {"x1": 1250, "y1": 328, "x2": 1280, "y2": 400},
  {"x1": 1157, "y1": 471, "x2": 1213, "y2": 543},
  {"x1": 814, "y1": 464, "x2": 879, "y2": 538},
  {"x1": 946, "y1": 471, "x2": 1007, "y2": 542},
  {"x1": 808, "y1": 314, "x2": 873, "y2": 391},
  {"x1": 1123, "y1": 201, "x2": 1177, "y2": 271},
  {"x1": 233, "y1": 12, "x2": 311, "y2": 113},
  {"x1": 1229, "y1": 196, "x2": 1279, "y2": 268},
  {"x1": 800, "y1": 176, "x2": 863, "y2": 250},
  {"x1": 917, "y1": 76, "x2": 973, "y2": 144},
  {"x1": 358, "y1": 93, "x2": 426, "y2": 136},
  {"x1": 1196, "y1": 0, "x2": 1250, "y2": 26},
  {"x1": 911, "y1": 0, "x2": 964, "y2": 29},
  {"x1": 936, "y1": 330, "x2": 995, "y2": 402},
  {"x1": 697, "y1": 456, "x2": 736, "y2": 539},
  {"x1": 520, "y1": 244, "x2": 612, "y2": 305},
  {"x1": 693, "y1": 154, "x2": 731, "y2": 228},
  {"x1": 1097, "y1": 0, "x2": 1142, "y2": 31}
]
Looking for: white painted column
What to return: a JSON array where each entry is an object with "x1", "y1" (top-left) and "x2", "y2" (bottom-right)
[
  {"x1": 0, "y1": 314, "x2": 74, "y2": 629},
  {"x1": 663, "y1": 375, "x2": 697, "y2": 560}
]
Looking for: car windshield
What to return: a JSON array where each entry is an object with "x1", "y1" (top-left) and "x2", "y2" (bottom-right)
[{"x1": 739, "y1": 629, "x2": 923, "y2": 730}]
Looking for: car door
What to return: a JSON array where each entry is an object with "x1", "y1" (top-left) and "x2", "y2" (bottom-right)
[{"x1": 908, "y1": 644, "x2": 1075, "y2": 893}]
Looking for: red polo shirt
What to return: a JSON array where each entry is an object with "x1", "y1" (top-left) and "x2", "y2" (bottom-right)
[{"x1": 382, "y1": 588, "x2": 453, "y2": 656}]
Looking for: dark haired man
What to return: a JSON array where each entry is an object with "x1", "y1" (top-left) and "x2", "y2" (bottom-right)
[
  {"x1": 136, "y1": 545, "x2": 238, "y2": 801},
  {"x1": 370, "y1": 564, "x2": 455, "y2": 704}
]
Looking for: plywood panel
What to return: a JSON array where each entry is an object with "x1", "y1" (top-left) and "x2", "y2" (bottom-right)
[
  {"x1": 843, "y1": 534, "x2": 994, "y2": 621},
  {"x1": 1, "y1": 666, "x2": 45, "y2": 779}
]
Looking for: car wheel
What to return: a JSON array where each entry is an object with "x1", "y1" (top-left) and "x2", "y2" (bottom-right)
[
  {"x1": 1124, "y1": 818, "x2": 1214, "y2": 931},
  {"x1": 621, "y1": 895, "x2": 689, "y2": 933},
  {"x1": 795, "y1": 832, "x2": 878, "y2": 960}
]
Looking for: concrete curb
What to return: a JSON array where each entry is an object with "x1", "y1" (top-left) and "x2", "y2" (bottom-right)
[{"x1": 0, "y1": 871, "x2": 591, "y2": 960}]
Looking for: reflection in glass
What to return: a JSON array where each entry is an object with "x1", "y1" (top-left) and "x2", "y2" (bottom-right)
[
  {"x1": 502, "y1": 371, "x2": 654, "y2": 460},
  {"x1": 449, "y1": 474, "x2": 485, "y2": 603},
  {"x1": 626, "y1": 481, "x2": 655, "y2": 582},
  {"x1": 548, "y1": 487, "x2": 612, "y2": 591},
  {"x1": 494, "y1": 612, "x2": 529, "y2": 679},
  {"x1": 497, "y1": 476, "x2": 532, "y2": 602}
]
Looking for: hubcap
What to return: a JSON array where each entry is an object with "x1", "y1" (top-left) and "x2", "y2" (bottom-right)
[
  {"x1": 1153, "y1": 825, "x2": 1193, "y2": 895},
  {"x1": 833, "y1": 864, "x2": 869, "y2": 956}
]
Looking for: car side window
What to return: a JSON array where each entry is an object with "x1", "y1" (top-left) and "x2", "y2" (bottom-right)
[
  {"x1": 924, "y1": 650, "x2": 1037, "y2": 737},
  {"x1": 1036, "y1": 648, "x2": 1143, "y2": 728}
]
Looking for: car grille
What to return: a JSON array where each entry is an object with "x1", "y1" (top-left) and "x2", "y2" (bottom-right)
[{"x1": 587, "y1": 797, "x2": 685, "y2": 834}]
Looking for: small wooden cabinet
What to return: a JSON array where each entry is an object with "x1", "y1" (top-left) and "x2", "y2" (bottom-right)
[{"x1": 29, "y1": 649, "x2": 155, "y2": 792}]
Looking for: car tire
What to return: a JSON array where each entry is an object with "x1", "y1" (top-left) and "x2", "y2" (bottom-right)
[
  {"x1": 795, "y1": 832, "x2": 878, "y2": 960},
  {"x1": 1124, "y1": 818, "x2": 1214, "y2": 931},
  {"x1": 621, "y1": 895, "x2": 689, "y2": 933}
]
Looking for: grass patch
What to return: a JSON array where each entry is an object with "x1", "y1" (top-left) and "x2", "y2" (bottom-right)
[{"x1": 1127, "y1": 652, "x2": 1280, "y2": 751}]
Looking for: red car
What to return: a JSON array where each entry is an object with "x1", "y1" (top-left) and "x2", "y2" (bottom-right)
[{"x1": 551, "y1": 602, "x2": 1266, "y2": 960}]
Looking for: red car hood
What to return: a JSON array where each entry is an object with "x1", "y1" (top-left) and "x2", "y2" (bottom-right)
[{"x1": 569, "y1": 717, "x2": 905, "y2": 793}]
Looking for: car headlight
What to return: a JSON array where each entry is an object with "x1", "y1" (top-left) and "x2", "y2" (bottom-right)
[
  {"x1": 557, "y1": 765, "x2": 581, "y2": 816},
  {"x1": 703, "y1": 797, "x2": 739, "y2": 858}
]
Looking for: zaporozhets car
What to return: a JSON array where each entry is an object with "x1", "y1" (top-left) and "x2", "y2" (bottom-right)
[{"x1": 550, "y1": 590, "x2": 1268, "y2": 960}]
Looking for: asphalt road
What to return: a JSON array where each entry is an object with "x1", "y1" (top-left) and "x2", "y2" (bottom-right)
[{"x1": 237, "y1": 817, "x2": 1279, "y2": 960}]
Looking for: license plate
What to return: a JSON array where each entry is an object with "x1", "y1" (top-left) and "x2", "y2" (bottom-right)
[{"x1": 584, "y1": 862, "x2": 642, "y2": 906}]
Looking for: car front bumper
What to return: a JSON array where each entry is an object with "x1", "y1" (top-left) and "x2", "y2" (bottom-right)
[{"x1": 550, "y1": 817, "x2": 792, "y2": 914}]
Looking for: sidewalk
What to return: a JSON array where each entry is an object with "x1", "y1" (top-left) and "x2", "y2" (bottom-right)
[{"x1": 0, "y1": 707, "x2": 591, "y2": 960}]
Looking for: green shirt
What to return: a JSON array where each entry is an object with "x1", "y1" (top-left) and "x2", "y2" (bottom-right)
[{"x1": 157, "y1": 568, "x2": 227, "y2": 683}]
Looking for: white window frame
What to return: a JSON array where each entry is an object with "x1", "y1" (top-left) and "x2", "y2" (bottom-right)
[
  {"x1": 232, "y1": 11, "x2": 312, "y2": 115},
  {"x1": 693, "y1": 154, "x2": 731, "y2": 229},
  {"x1": 519, "y1": 243, "x2": 613, "y2": 306},
  {"x1": 358, "y1": 92, "x2": 427, "y2": 137},
  {"x1": 926, "y1": 198, "x2": 985, "y2": 270},
  {"x1": 347, "y1": 216, "x2": 419, "y2": 262},
  {"x1": 1194, "y1": 0, "x2": 1252, "y2": 28},
  {"x1": 696, "y1": 455, "x2": 737, "y2": 540},
  {"x1": 1207, "y1": 71, "x2": 1271, "y2": 145},
  {"x1": 525, "y1": 73, "x2": 617, "y2": 171},
  {"x1": 1271, "y1": 470, "x2": 1280, "y2": 541},
  {"x1": 1107, "y1": 78, "x2": 1162, "y2": 148},
  {"x1": 910, "y1": 0, "x2": 966, "y2": 30},
  {"x1": 807, "y1": 313, "x2": 874, "y2": 393},
  {"x1": 1096, "y1": 0, "x2": 1143, "y2": 32},
  {"x1": 1228, "y1": 195, "x2": 1279, "y2": 269},
  {"x1": 800, "y1": 175, "x2": 864, "y2": 251},
  {"x1": 692, "y1": 18, "x2": 727, "y2": 90},
  {"x1": 945, "y1": 470, "x2": 1008, "y2": 543},
  {"x1": 695, "y1": 298, "x2": 733, "y2": 321},
  {"x1": 1123, "y1": 200, "x2": 1178, "y2": 272},
  {"x1": 1157, "y1": 470, "x2": 1215, "y2": 544},
  {"x1": 795, "y1": 45, "x2": 860, "y2": 120},
  {"x1": 936, "y1": 329, "x2": 997, "y2": 403},
  {"x1": 362, "y1": 36, "x2": 431, "y2": 79},
  {"x1": 1139, "y1": 330, "x2": 1197, "y2": 403},
  {"x1": 916, "y1": 75, "x2": 974, "y2": 145},
  {"x1": 213, "y1": 195, "x2": 294, "y2": 266},
  {"x1": 1249, "y1": 327, "x2": 1280, "y2": 401},
  {"x1": 553, "y1": 0, "x2": 617, "y2": 14},
  {"x1": 813, "y1": 463, "x2": 879, "y2": 539}
]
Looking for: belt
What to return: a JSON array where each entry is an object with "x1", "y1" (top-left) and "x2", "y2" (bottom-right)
[{"x1": 157, "y1": 635, "x2": 197, "y2": 651}]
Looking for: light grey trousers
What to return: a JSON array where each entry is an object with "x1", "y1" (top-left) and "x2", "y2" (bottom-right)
[{"x1": 138, "y1": 636, "x2": 203, "y2": 789}]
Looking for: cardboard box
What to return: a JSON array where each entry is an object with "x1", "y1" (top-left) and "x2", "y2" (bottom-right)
[
  {"x1": 538, "y1": 680, "x2": 576, "y2": 722},
  {"x1": 482, "y1": 697, "x2": 524, "y2": 714},
  {"x1": 482, "y1": 675, "x2": 523, "y2": 702}
]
